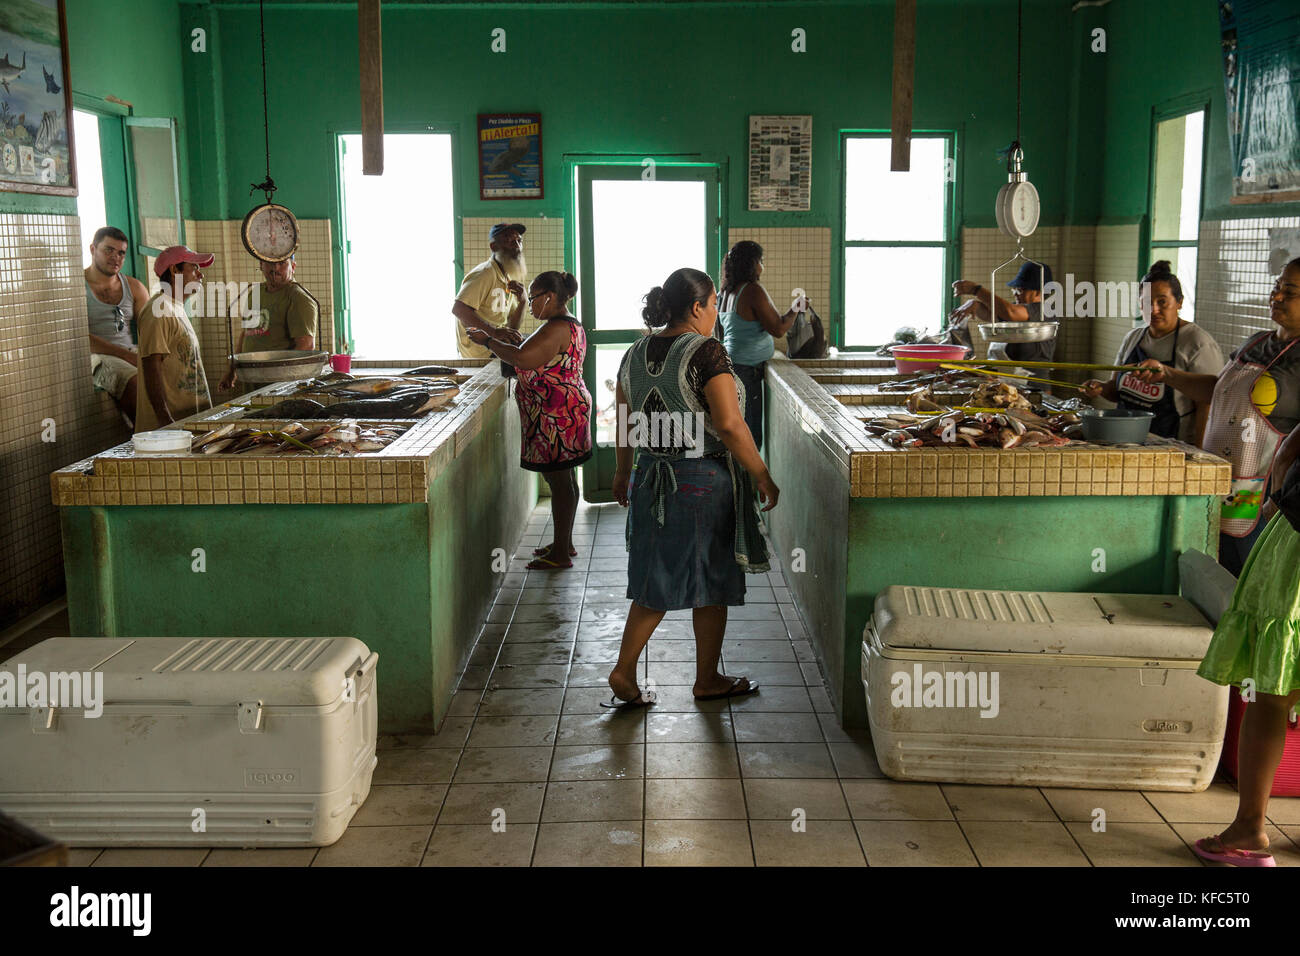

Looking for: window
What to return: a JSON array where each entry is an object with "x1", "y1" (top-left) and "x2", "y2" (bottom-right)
[
  {"x1": 1149, "y1": 108, "x2": 1205, "y2": 321},
  {"x1": 338, "y1": 133, "x2": 455, "y2": 359},
  {"x1": 73, "y1": 110, "x2": 106, "y2": 268},
  {"x1": 842, "y1": 134, "x2": 954, "y2": 347}
]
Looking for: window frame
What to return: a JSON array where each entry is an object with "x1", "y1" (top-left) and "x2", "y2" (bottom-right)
[
  {"x1": 331, "y1": 125, "x2": 462, "y2": 356},
  {"x1": 1143, "y1": 99, "x2": 1210, "y2": 280},
  {"x1": 838, "y1": 130, "x2": 959, "y2": 350}
]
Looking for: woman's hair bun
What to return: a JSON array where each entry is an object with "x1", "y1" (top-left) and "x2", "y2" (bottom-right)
[
  {"x1": 1149, "y1": 259, "x2": 1173, "y2": 275},
  {"x1": 561, "y1": 272, "x2": 579, "y2": 297},
  {"x1": 642, "y1": 286, "x2": 669, "y2": 328}
]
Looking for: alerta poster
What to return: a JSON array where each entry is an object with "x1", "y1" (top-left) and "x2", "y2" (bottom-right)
[{"x1": 478, "y1": 113, "x2": 542, "y2": 200}]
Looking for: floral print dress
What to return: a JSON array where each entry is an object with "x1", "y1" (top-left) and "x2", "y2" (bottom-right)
[{"x1": 514, "y1": 318, "x2": 593, "y2": 472}]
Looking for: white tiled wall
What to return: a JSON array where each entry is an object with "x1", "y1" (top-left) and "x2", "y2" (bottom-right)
[
  {"x1": 461, "y1": 217, "x2": 565, "y2": 338},
  {"x1": 726, "y1": 228, "x2": 831, "y2": 354},
  {"x1": 1196, "y1": 216, "x2": 1300, "y2": 357},
  {"x1": 182, "y1": 219, "x2": 336, "y2": 399},
  {"x1": 1091, "y1": 224, "x2": 1143, "y2": 367},
  {"x1": 0, "y1": 214, "x2": 127, "y2": 627}
]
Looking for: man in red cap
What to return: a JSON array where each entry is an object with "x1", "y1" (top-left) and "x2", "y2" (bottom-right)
[{"x1": 135, "y1": 245, "x2": 216, "y2": 432}]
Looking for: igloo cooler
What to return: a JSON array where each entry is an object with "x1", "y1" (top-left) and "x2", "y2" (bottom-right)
[
  {"x1": 862, "y1": 586, "x2": 1229, "y2": 792},
  {"x1": 0, "y1": 637, "x2": 377, "y2": 847}
]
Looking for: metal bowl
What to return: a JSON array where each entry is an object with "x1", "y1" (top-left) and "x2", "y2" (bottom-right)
[
  {"x1": 976, "y1": 321, "x2": 1060, "y2": 343},
  {"x1": 232, "y1": 349, "x2": 331, "y2": 383},
  {"x1": 1080, "y1": 408, "x2": 1155, "y2": 444}
]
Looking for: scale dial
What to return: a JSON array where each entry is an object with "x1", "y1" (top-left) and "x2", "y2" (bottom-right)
[
  {"x1": 241, "y1": 202, "x2": 300, "y2": 262},
  {"x1": 998, "y1": 181, "x2": 1040, "y2": 239}
]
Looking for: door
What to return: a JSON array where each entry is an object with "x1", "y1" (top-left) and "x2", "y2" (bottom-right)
[
  {"x1": 123, "y1": 116, "x2": 183, "y2": 278},
  {"x1": 573, "y1": 161, "x2": 722, "y2": 501}
]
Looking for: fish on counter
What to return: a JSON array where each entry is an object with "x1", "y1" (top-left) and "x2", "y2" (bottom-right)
[
  {"x1": 402, "y1": 365, "x2": 458, "y2": 376},
  {"x1": 187, "y1": 419, "x2": 406, "y2": 456},
  {"x1": 864, "y1": 407, "x2": 1074, "y2": 449},
  {"x1": 257, "y1": 398, "x2": 328, "y2": 418},
  {"x1": 241, "y1": 387, "x2": 458, "y2": 420},
  {"x1": 315, "y1": 376, "x2": 458, "y2": 397}
]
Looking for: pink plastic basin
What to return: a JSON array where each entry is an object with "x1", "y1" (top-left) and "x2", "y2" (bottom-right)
[{"x1": 892, "y1": 344, "x2": 970, "y2": 373}]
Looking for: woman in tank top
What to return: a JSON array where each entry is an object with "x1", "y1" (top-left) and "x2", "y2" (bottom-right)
[{"x1": 716, "y1": 241, "x2": 807, "y2": 451}]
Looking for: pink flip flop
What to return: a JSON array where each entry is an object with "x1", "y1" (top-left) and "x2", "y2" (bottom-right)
[{"x1": 1193, "y1": 836, "x2": 1276, "y2": 867}]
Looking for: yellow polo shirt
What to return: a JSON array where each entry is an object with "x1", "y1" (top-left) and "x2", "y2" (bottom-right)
[{"x1": 455, "y1": 257, "x2": 519, "y2": 358}]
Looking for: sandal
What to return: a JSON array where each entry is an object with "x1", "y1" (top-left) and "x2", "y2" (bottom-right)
[
  {"x1": 1193, "y1": 835, "x2": 1275, "y2": 867},
  {"x1": 533, "y1": 544, "x2": 578, "y2": 557},
  {"x1": 600, "y1": 690, "x2": 658, "y2": 710},
  {"x1": 525, "y1": 554, "x2": 573, "y2": 571},
  {"x1": 694, "y1": 677, "x2": 760, "y2": 701}
]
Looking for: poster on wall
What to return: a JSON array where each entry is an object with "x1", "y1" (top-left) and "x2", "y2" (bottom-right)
[
  {"x1": 478, "y1": 113, "x2": 542, "y2": 200},
  {"x1": 1219, "y1": 0, "x2": 1300, "y2": 203},
  {"x1": 0, "y1": 0, "x2": 75, "y2": 196},
  {"x1": 748, "y1": 115, "x2": 811, "y2": 212}
]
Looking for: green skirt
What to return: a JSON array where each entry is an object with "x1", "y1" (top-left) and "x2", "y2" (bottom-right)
[{"x1": 1198, "y1": 513, "x2": 1300, "y2": 696}]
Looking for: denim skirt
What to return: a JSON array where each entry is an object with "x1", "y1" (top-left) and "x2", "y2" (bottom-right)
[{"x1": 626, "y1": 454, "x2": 746, "y2": 611}]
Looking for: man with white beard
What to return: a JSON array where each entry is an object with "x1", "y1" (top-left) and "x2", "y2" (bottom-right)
[{"x1": 452, "y1": 222, "x2": 528, "y2": 360}]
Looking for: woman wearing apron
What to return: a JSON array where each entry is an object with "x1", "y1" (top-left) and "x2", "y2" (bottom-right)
[
  {"x1": 1082, "y1": 261, "x2": 1224, "y2": 443},
  {"x1": 1138, "y1": 257, "x2": 1300, "y2": 575}
]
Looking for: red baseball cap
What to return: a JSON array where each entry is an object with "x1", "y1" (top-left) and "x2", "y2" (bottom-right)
[{"x1": 155, "y1": 245, "x2": 215, "y2": 277}]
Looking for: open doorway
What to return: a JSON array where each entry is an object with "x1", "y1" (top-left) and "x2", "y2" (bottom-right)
[
  {"x1": 573, "y1": 162, "x2": 720, "y2": 499},
  {"x1": 338, "y1": 133, "x2": 455, "y2": 359}
]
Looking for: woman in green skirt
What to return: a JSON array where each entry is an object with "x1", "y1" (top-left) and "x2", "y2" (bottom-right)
[{"x1": 1194, "y1": 421, "x2": 1300, "y2": 866}]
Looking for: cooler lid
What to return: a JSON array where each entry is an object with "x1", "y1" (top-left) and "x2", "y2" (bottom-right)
[
  {"x1": 7, "y1": 637, "x2": 370, "y2": 708},
  {"x1": 871, "y1": 586, "x2": 1212, "y2": 660}
]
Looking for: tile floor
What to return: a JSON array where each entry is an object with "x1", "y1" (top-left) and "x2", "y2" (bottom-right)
[{"x1": 6, "y1": 501, "x2": 1300, "y2": 867}]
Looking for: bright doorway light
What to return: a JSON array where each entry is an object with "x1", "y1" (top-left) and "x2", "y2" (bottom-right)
[
  {"x1": 591, "y1": 178, "x2": 707, "y2": 330},
  {"x1": 74, "y1": 110, "x2": 106, "y2": 268},
  {"x1": 340, "y1": 133, "x2": 455, "y2": 359}
]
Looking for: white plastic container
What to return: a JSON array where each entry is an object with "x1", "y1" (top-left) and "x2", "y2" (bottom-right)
[
  {"x1": 862, "y1": 585, "x2": 1228, "y2": 792},
  {"x1": 132, "y1": 429, "x2": 193, "y2": 455},
  {"x1": 0, "y1": 637, "x2": 377, "y2": 846}
]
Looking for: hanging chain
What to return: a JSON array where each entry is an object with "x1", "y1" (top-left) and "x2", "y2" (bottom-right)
[
  {"x1": 1016, "y1": 0, "x2": 1023, "y2": 146},
  {"x1": 250, "y1": 0, "x2": 276, "y2": 202}
]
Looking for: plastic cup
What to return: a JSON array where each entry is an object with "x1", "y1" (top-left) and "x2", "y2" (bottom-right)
[{"x1": 330, "y1": 354, "x2": 352, "y2": 373}]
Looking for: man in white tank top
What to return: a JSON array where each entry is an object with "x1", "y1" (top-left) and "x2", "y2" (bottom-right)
[{"x1": 84, "y1": 226, "x2": 151, "y2": 427}]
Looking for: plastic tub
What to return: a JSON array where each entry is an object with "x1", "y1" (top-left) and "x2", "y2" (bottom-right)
[
  {"x1": 1079, "y1": 408, "x2": 1155, "y2": 443},
  {"x1": 892, "y1": 344, "x2": 970, "y2": 373},
  {"x1": 132, "y1": 429, "x2": 193, "y2": 455},
  {"x1": 331, "y1": 354, "x2": 353, "y2": 373}
]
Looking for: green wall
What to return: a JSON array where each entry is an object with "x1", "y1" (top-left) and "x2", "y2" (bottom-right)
[
  {"x1": 198, "y1": 1, "x2": 1079, "y2": 232},
  {"x1": 0, "y1": 0, "x2": 191, "y2": 217},
  {"x1": 1096, "y1": 0, "x2": 1295, "y2": 223}
]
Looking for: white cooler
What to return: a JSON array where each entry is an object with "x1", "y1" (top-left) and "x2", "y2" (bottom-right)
[
  {"x1": 0, "y1": 637, "x2": 377, "y2": 847},
  {"x1": 862, "y1": 586, "x2": 1229, "y2": 792}
]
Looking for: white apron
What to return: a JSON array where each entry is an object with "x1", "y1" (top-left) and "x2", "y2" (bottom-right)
[{"x1": 1201, "y1": 331, "x2": 1298, "y2": 537}]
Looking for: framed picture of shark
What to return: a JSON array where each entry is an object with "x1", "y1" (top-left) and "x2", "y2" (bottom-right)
[
  {"x1": 478, "y1": 113, "x2": 542, "y2": 200},
  {"x1": 0, "y1": 0, "x2": 75, "y2": 196}
]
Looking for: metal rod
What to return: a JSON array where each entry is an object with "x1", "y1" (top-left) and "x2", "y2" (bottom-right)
[
  {"x1": 939, "y1": 363, "x2": 1085, "y2": 391},
  {"x1": 943, "y1": 359, "x2": 1139, "y2": 372}
]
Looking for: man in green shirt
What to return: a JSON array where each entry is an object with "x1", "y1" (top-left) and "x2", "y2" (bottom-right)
[{"x1": 220, "y1": 255, "x2": 319, "y2": 390}]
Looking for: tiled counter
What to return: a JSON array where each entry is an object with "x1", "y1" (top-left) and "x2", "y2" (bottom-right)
[
  {"x1": 52, "y1": 362, "x2": 534, "y2": 733},
  {"x1": 763, "y1": 358, "x2": 1230, "y2": 729}
]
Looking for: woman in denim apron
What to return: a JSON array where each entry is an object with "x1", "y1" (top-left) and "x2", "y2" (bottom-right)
[
  {"x1": 1138, "y1": 258, "x2": 1300, "y2": 575},
  {"x1": 606, "y1": 268, "x2": 780, "y2": 708},
  {"x1": 1082, "y1": 261, "x2": 1223, "y2": 442}
]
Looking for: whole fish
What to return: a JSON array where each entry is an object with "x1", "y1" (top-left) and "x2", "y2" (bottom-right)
[
  {"x1": 191, "y1": 423, "x2": 236, "y2": 450},
  {"x1": 402, "y1": 365, "x2": 458, "y2": 376},
  {"x1": 322, "y1": 392, "x2": 435, "y2": 418},
  {"x1": 318, "y1": 377, "x2": 411, "y2": 396},
  {"x1": 254, "y1": 398, "x2": 327, "y2": 419}
]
